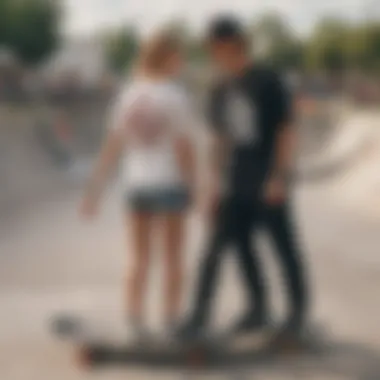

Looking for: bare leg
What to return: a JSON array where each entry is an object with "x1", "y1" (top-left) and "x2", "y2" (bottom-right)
[
  {"x1": 161, "y1": 212, "x2": 186, "y2": 326},
  {"x1": 127, "y1": 211, "x2": 153, "y2": 323}
]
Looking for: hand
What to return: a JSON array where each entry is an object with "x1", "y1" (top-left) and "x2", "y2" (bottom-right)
[
  {"x1": 188, "y1": 185, "x2": 199, "y2": 212},
  {"x1": 202, "y1": 182, "x2": 221, "y2": 219},
  {"x1": 263, "y1": 176, "x2": 286, "y2": 206},
  {"x1": 79, "y1": 195, "x2": 99, "y2": 220}
]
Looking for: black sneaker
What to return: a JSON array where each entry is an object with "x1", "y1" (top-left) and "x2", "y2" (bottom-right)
[
  {"x1": 175, "y1": 317, "x2": 206, "y2": 342},
  {"x1": 269, "y1": 320, "x2": 306, "y2": 352},
  {"x1": 278, "y1": 317, "x2": 304, "y2": 337},
  {"x1": 232, "y1": 312, "x2": 268, "y2": 334}
]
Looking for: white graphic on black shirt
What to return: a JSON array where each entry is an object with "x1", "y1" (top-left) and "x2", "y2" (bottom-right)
[{"x1": 226, "y1": 90, "x2": 258, "y2": 145}]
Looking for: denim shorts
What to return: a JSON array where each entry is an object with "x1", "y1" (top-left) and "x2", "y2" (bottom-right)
[{"x1": 126, "y1": 187, "x2": 190, "y2": 213}]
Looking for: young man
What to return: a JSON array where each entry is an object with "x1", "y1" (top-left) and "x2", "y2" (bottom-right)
[{"x1": 179, "y1": 16, "x2": 308, "y2": 338}]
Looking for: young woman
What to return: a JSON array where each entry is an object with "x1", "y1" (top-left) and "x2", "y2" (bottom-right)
[{"x1": 80, "y1": 31, "x2": 196, "y2": 337}]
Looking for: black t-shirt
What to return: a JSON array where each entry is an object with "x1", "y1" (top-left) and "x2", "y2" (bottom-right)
[{"x1": 208, "y1": 65, "x2": 293, "y2": 197}]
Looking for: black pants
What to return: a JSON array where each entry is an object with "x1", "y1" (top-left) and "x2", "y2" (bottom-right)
[
  {"x1": 191, "y1": 195, "x2": 308, "y2": 326},
  {"x1": 260, "y1": 200, "x2": 308, "y2": 324}
]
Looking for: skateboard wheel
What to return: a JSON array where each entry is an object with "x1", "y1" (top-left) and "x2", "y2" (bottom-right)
[
  {"x1": 187, "y1": 348, "x2": 205, "y2": 368},
  {"x1": 274, "y1": 335, "x2": 304, "y2": 355},
  {"x1": 76, "y1": 347, "x2": 93, "y2": 369}
]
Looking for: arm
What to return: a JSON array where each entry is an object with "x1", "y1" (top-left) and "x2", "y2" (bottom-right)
[
  {"x1": 83, "y1": 129, "x2": 124, "y2": 203},
  {"x1": 81, "y1": 93, "x2": 140, "y2": 215},
  {"x1": 270, "y1": 122, "x2": 297, "y2": 181},
  {"x1": 176, "y1": 134, "x2": 196, "y2": 188},
  {"x1": 266, "y1": 73, "x2": 296, "y2": 204},
  {"x1": 176, "y1": 84, "x2": 228, "y2": 202},
  {"x1": 208, "y1": 132, "x2": 230, "y2": 185},
  {"x1": 271, "y1": 71, "x2": 297, "y2": 179},
  {"x1": 207, "y1": 84, "x2": 230, "y2": 185},
  {"x1": 203, "y1": 84, "x2": 230, "y2": 214}
]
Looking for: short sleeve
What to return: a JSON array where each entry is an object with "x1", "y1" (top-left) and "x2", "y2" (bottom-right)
[{"x1": 107, "y1": 86, "x2": 146, "y2": 136}]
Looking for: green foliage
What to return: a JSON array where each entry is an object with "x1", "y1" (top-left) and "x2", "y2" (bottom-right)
[
  {"x1": 252, "y1": 12, "x2": 380, "y2": 74},
  {"x1": 10, "y1": 0, "x2": 60, "y2": 66},
  {"x1": 253, "y1": 12, "x2": 305, "y2": 70},
  {"x1": 105, "y1": 27, "x2": 139, "y2": 74},
  {"x1": 303, "y1": 18, "x2": 380, "y2": 74},
  {"x1": 0, "y1": 0, "x2": 60, "y2": 66},
  {"x1": 354, "y1": 23, "x2": 380, "y2": 72},
  {"x1": 0, "y1": 0, "x2": 11, "y2": 46},
  {"x1": 187, "y1": 39, "x2": 207, "y2": 63},
  {"x1": 305, "y1": 17, "x2": 349, "y2": 72}
]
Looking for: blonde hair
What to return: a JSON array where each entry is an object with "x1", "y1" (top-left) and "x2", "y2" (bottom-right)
[{"x1": 134, "y1": 30, "x2": 181, "y2": 77}]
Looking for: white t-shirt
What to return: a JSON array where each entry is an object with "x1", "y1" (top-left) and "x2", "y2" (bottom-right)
[{"x1": 108, "y1": 78, "x2": 194, "y2": 192}]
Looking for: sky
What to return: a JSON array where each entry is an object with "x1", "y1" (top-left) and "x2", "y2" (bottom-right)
[{"x1": 63, "y1": 0, "x2": 376, "y2": 38}]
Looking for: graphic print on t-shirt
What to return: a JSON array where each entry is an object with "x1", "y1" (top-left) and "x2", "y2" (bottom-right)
[
  {"x1": 225, "y1": 89, "x2": 258, "y2": 145},
  {"x1": 113, "y1": 80, "x2": 192, "y2": 192},
  {"x1": 126, "y1": 95, "x2": 169, "y2": 147}
]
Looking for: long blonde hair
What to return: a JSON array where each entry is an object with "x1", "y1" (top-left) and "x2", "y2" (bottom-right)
[{"x1": 134, "y1": 29, "x2": 181, "y2": 78}]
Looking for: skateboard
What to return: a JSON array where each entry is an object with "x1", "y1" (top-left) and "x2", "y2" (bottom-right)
[{"x1": 50, "y1": 314, "x2": 327, "y2": 370}]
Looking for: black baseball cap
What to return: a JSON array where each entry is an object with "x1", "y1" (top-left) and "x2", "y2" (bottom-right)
[{"x1": 206, "y1": 15, "x2": 246, "y2": 43}]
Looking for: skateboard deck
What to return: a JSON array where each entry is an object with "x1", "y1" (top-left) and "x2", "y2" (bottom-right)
[{"x1": 50, "y1": 314, "x2": 327, "y2": 369}]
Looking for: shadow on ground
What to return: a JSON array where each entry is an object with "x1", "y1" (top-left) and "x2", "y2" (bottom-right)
[
  {"x1": 225, "y1": 340, "x2": 380, "y2": 379},
  {"x1": 83, "y1": 337, "x2": 380, "y2": 380}
]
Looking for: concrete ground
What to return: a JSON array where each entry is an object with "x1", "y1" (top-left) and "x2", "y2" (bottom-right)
[{"x1": 1, "y1": 114, "x2": 380, "y2": 380}]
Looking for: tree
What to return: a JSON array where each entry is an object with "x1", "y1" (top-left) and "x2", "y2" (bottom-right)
[
  {"x1": 305, "y1": 17, "x2": 350, "y2": 73},
  {"x1": 0, "y1": 0, "x2": 60, "y2": 66},
  {"x1": 253, "y1": 12, "x2": 304, "y2": 70},
  {"x1": 0, "y1": 0, "x2": 11, "y2": 46},
  {"x1": 187, "y1": 38, "x2": 206, "y2": 63},
  {"x1": 367, "y1": 23, "x2": 380, "y2": 72},
  {"x1": 351, "y1": 23, "x2": 380, "y2": 72},
  {"x1": 105, "y1": 27, "x2": 139, "y2": 74}
]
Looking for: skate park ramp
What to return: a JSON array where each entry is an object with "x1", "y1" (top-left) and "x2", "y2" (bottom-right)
[
  {"x1": 1, "y1": 100, "x2": 380, "y2": 380},
  {"x1": 0, "y1": 101, "x2": 108, "y2": 218},
  {"x1": 1, "y1": 99, "x2": 378, "y2": 219}
]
